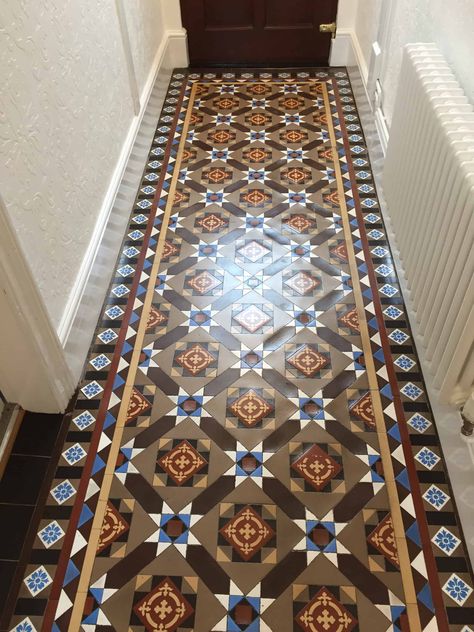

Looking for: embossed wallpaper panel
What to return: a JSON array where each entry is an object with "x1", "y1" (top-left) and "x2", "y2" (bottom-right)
[
  {"x1": 122, "y1": 0, "x2": 165, "y2": 98},
  {"x1": 0, "y1": 0, "x2": 137, "y2": 327}
]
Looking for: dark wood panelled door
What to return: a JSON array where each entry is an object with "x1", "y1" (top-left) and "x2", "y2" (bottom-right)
[{"x1": 180, "y1": 0, "x2": 339, "y2": 67}]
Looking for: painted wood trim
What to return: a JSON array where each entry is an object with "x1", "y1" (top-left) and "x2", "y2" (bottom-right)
[{"x1": 0, "y1": 195, "x2": 75, "y2": 412}]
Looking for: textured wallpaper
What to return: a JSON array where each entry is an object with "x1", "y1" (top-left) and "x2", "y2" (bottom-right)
[
  {"x1": 0, "y1": 0, "x2": 157, "y2": 328},
  {"x1": 381, "y1": 0, "x2": 474, "y2": 124},
  {"x1": 122, "y1": 0, "x2": 164, "y2": 98}
]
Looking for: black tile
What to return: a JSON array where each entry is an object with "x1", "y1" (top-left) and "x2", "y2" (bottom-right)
[
  {"x1": 0, "y1": 505, "x2": 34, "y2": 560},
  {"x1": 14, "y1": 597, "x2": 47, "y2": 616},
  {"x1": 0, "y1": 455, "x2": 49, "y2": 505},
  {"x1": 0, "y1": 560, "x2": 17, "y2": 608},
  {"x1": 13, "y1": 412, "x2": 63, "y2": 457}
]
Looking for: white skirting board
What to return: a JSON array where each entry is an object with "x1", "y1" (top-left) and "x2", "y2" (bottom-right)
[
  {"x1": 0, "y1": 29, "x2": 188, "y2": 413},
  {"x1": 330, "y1": 29, "x2": 369, "y2": 99},
  {"x1": 330, "y1": 29, "x2": 389, "y2": 154}
]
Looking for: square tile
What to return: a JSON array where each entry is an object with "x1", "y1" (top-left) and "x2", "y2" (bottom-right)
[
  {"x1": 23, "y1": 566, "x2": 52, "y2": 596},
  {"x1": 97, "y1": 328, "x2": 118, "y2": 343},
  {"x1": 0, "y1": 455, "x2": 49, "y2": 505},
  {"x1": 38, "y1": 521, "x2": 65, "y2": 549},
  {"x1": 432, "y1": 527, "x2": 461, "y2": 556},
  {"x1": 62, "y1": 443, "x2": 87, "y2": 465},
  {"x1": 0, "y1": 505, "x2": 34, "y2": 559},
  {"x1": 414, "y1": 448, "x2": 440, "y2": 470},
  {"x1": 423, "y1": 485, "x2": 450, "y2": 511},
  {"x1": 72, "y1": 411, "x2": 95, "y2": 430},
  {"x1": 89, "y1": 354, "x2": 111, "y2": 370},
  {"x1": 80, "y1": 381, "x2": 104, "y2": 399},
  {"x1": 12, "y1": 412, "x2": 63, "y2": 457},
  {"x1": 407, "y1": 413, "x2": 431, "y2": 433},
  {"x1": 50, "y1": 480, "x2": 76, "y2": 505},
  {"x1": 442, "y1": 574, "x2": 473, "y2": 605},
  {"x1": 10, "y1": 617, "x2": 37, "y2": 632}
]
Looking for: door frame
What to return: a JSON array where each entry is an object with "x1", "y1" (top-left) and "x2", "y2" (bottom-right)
[
  {"x1": 369, "y1": 0, "x2": 395, "y2": 152},
  {"x1": 0, "y1": 195, "x2": 75, "y2": 413},
  {"x1": 180, "y1": 0, "x2": 340, "y2": 67}
]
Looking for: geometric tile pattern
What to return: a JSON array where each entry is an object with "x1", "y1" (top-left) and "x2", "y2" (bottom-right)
[{"x1": 7, "y1": 69, "x2": 474, "y2": 632}]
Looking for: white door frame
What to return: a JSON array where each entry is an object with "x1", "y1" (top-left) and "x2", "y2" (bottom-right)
[
  {"x1": 0, "y1": 195, "x2": 75, "y2": 412},
  {"x1": 369, "y1": 0, "x2": 395, "y2": 151}
]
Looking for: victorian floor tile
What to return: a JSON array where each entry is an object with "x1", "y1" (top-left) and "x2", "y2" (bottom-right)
[{"x1": 5, "y1": 69, "x2": 474, "y2": 632}]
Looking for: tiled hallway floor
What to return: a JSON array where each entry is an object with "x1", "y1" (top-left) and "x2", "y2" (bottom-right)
[{"x1": 5, "y1": 69, "x2": 474, "y2": 631}]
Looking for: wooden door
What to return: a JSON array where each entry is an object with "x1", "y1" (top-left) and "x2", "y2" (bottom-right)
[{"x1": 180, "y1": 0, "x2": 339, "y2": 67}]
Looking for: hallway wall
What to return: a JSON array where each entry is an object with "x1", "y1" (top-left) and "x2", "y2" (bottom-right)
[
  {"x1": 351, "y1": 0, "x2": 474, "y2": 125},
  {"x1": 1, "y1": 1, "x2": 132, "y2": 329},
  {"x1": 0, "y1": 0, "x2": 166, "y2": 333},
  {"x1": 0, "y1": 0, "x2": 185, "y2": 411},
  {"x1": 122, "y1": 0, "x2": 165, "y2": 99}
]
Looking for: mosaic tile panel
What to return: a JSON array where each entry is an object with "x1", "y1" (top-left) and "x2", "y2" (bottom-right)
[{"x1": 6, "y1": 69, "x2": 474, "y2": 632}]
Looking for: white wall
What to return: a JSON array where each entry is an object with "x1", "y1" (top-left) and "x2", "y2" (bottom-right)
[
  {"x1": 122, "y1": 0, "x2": 165, "y2": 99},
  {"x1": 354, "y1": 0, "x2": 382, "y2": 78},
  {"x1": 0, "y1": 1, "x2": 134, "y2": 328},
  {"x1": 380, "y1": 0, "x2": 474, "y2": 124},
  {"x1": 337, "y1": 0, "x2": 358, "y2": 29},
  {"x1": 162, "y1": 0, "x2": 184, "y2": 32},
  {"x1": 0, "y1": 0, "x2": 167, "y2": 333},
  {"x1": 0, "y1": 0, "x2": 182, "y2": 411},
  {"x1": 348, "y1": 0, "x2": 474, "y2": 126}
]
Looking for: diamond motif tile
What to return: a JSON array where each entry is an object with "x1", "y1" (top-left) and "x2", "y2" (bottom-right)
[
  {"x1": 229, "y1": 389, "x2": 274, "y2": 427},
  {"x1": 292, "y1": 444, "x2": 342, "y2": 491},
  {"x1": 219, "y1": 505, "x2": 275, "y2": 561},
  {"x1": 237, "y1": 240, "x2": 271, "y2": 263},
  {"x1": 287, "y1": 345, "x2": 330, "y2": 378},
  {"x1": 185, "y1": 270, "x2": 222, "y2": 294},
  {"x1": 285, "y1": 271, "x2": 321, "y2": 296},
  {"x1": 158, "y1": 440, "x2": 208, "y2": 486},
  {"x1": 195, "y1": 212, "x2": 229, "y2": 233},
  {"x1": 10, "y1": 70, "x2": 474, "y2": 632},
  {"x1": 233, "y1": 304, "x2": 272, "y2": 333},
  {"x1": 133, "y1": 577, "x2": 194, "y2": 631},
  {"x1": 284, "y1": 214, "x2": 316, "y2": 234},
  {"x1": 295, "y1": 587, "x2": 357, "y2": 632},
  {"x1": 174, "y1": 343, "x2": 216, "y2": 376}
]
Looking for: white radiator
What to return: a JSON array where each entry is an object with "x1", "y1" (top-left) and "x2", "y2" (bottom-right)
[{"x1": 383, "y1": 44, "x2": 474, "y2": 409}]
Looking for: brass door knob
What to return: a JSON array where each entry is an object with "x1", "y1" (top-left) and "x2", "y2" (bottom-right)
[{"x1": 319, "y1": 22, "x2": 337, "y2": 39}]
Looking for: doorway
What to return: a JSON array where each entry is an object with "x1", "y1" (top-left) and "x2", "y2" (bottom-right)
[{"x1": 180, "y1": 0, "x2": 339, "y2": 67}]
